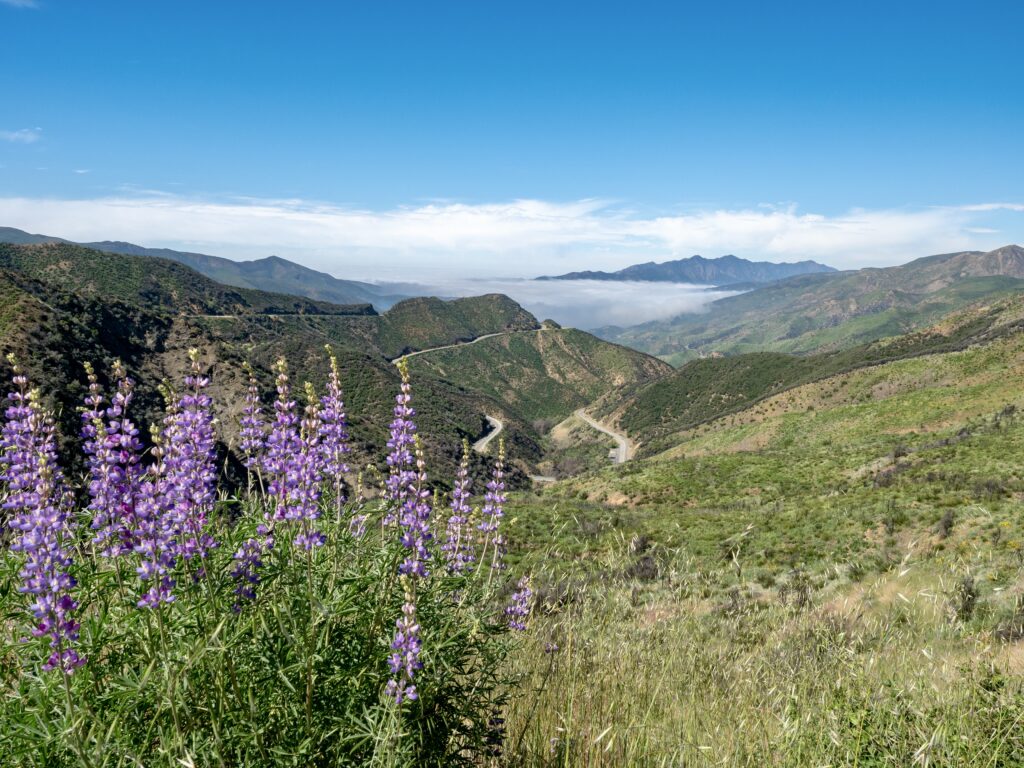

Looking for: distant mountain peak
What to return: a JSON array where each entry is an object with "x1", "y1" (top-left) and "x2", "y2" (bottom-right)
[{"x1": 537, "y1": 254, "x2": 837, "y2": 286}]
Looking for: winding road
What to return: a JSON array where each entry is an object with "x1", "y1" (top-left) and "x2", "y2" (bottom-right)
[
  {"x1": 388, "y1": 326, "x2": 634, "y2": 468},
  {"x1": 472, "y1": 415, "x2": 504, "y2": 453},
  {"x1": 391, "y1": 332, "x2": 511, "y2": 364},
  {"x1": 574, "y1": 409, "x2": 633, "y2": 464}
]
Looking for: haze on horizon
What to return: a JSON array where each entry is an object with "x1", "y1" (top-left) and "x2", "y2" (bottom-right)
[{"x1": 1, "y1": 1, "x2": 1021, "y2": 281}]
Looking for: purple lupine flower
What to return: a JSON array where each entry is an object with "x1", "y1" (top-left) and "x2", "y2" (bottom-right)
[
  {"x1": 239, "y1": 363, "x2": 266, "y2": 470},
  {"x1": 82, "y1": 361, "x2": 143, "y2": 557},
  {"x1": 384, "y1": 363, "x2": 432, "y2": 704},
  {"x1": 383, "y1": 363, "x2": 433, "y2": 576},
  {"x1": 319, "y1": 346, "x2": 351, "y2": 511},
  {"x1": 479, "y1": 440, "x2": 507, "y2": 571},
  {"x1": 442, "y1": 441, "x2": 475, "y2": 574},
  {"x1": 231, "y1": 538, "x2": 263, "y2": 604},
  {"x1": 134, "y1": 428, "x2": 177, "y2": 608},
  {"x1": 505, "y1": 575, "x2": 532, "y2": 631},
  {"x1": 263, "y1": 359, "x2": 303, "y2": 528},
  {"x1": 162, "y1": 350, "x2": 218, "y2": 562},
  {"x1": 1, "y1": 359, "x2": 84, "y2": 673},
  {"x1": 385, "y1": 578, "x2": 422, "y2": 705},
  {"x1": 396, "y1": 438, "x2": 433, "y2": 578},
  {"x1": 383, "y1": 361, "x2": 418, "y2": 526},
  {"x1": 292, "y1": 383, "x2": 325, "y2": 550}
]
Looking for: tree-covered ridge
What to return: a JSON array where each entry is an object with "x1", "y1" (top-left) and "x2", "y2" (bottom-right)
[{"x1": 0, "y1": 242, "x2": 376, "y2": 317}]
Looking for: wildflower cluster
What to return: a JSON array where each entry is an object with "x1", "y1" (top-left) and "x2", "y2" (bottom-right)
[{"x1": 0, "y1": 349, "x2": 529, "y2": 765}]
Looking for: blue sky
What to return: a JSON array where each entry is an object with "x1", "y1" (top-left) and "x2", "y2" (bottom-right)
[{"x1": 1, "y1": 0, "x2": 1022, "y2": 278}]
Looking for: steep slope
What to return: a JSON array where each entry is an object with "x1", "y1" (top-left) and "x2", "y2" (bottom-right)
[
  {"x1": 0, "y1": 243, "x2": 547, "y2": 483},
  {"x1": 405, "y1": 327, "x2": 672, "y2": 425},
  {"x1": 538, "y1": 253, "x2": 835, "y2": 285},
  {"x1": 602, "y1": 245, "x2": 1024, "y2": 363},
  {"x1": 604, "y1": 291, "x2": 1024, "y2": 456},
  {"x1": 0, "y1": 226, "x2": 405, "y2": 309}
]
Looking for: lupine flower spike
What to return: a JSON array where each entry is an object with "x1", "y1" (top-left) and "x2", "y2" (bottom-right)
[
  {"x1": 443, "y1": 440, "x2": 475, "y2": 574},
  {"x1": 2, "y1": 357, "x2": 85, "y2": 673},
  {"x1": 292, "y1": 382, "x2": 325, "y2": 550},
  {"x1": 82, "y1": 361, "x2": 144, "y2": 558},
  {"x1": 506, "y1": 576, "x2": 532, "y2": 631},
  {"x1": 134, "y1": 422, "x2": 178, "y2": 607},
  {"x1": 239, "y1": 362, "x2": 266, "y2": 470},
  {"x1": 385, "y1": 364, "x2": 432, "y2": 704},
  {"x1": 479, "y1": 439, "x2": 507, "y2": 572},
  {"x1": 163, "y1": 350, "x2": 218, "y2": 563},
  {"x1": 383, "y1": 360, "x2": 417, "y2": 526},
  {"x1": 320, "y1": 345, "x2": 351, "y2": 515}
]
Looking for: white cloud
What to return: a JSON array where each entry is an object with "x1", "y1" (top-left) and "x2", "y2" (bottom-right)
[
  {"x1": 0, "y1": 128, "x2": 41, "y2": 143},
  {"x1": 73, "y1": 169, "x2": 91, "y2": 175},
  {"x1": 0, "y1": 193, "x2": 1020, "y2": 280},
  {"x1": 0, "y1": 0, "x2": 38, "y2": 7}
]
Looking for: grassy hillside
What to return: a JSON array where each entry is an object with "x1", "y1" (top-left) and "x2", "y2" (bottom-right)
[
  {"x1": 497, "y1": 314, "x2": 1024, "y2": 765},
  {"x1": 602, "y1": 245, "x2": 1024, "y2": 362},
  {"x1": 606, "y1": 291, "x2": 1024, "y2": 455},
  {"x1": 405, "y1": 327, "x2": 671, "y2": 424}
]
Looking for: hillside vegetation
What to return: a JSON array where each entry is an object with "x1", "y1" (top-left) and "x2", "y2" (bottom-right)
[
  {"x1": 607, "y1": 291, "x2": 1024, "y2": 455},
  {"x1": 405, "y1": 327, "x2": 671, "y2": 424},
  {"x1": 498, "y1": 308, "x2": 1024, "y2": 764},
  {"x1": 0, "y1": 227, "x2": 404, "y2": 308},
  {"x1": 602, "y1": 244, "x2": 1024, "y2": 363}
]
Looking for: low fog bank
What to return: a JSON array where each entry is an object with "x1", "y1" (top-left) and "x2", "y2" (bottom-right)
[{"x1": 379, "y1": 278, "x2": 740, "y2": 330}]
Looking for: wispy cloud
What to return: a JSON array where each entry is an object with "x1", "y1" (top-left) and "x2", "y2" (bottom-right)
[
  {"x1": 0, "y1": 194, "x2": 1020, "y2": 280},
  {"x1": 0, "y1": 128, "x2": 41, "y2": 143},
  {"x1": 0, "y1": 1, "x2": 38, "y2": 9},
  {"x1": 73, "y1": 169, "x2": 91, "y2": 175}
]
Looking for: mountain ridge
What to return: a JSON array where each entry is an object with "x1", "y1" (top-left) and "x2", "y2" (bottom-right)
[
  {"x1": 0, "y1": 226, "x2": 406, "y2": 309},
  {"x1": 600, "y1": 244, "x2": 1024, "y2": 363},
  {"x1": 537, "y1": 253, "x2": 837, "y2": 285}
]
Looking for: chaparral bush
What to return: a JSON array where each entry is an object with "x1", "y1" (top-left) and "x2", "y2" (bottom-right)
[{"x1": 0, "y1": 349, "x2": 530, "y2": 767}]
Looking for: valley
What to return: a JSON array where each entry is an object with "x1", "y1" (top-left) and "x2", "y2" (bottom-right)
[{"x1": 3, "y1": 232, "x2": 1024, "y2": 765}]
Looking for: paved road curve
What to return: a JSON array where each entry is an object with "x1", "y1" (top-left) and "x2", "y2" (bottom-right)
[
  {"x1": 391, "y1": 332, "x2": 510, "y2": 364},
  {"x1": 574, "y1": 409, "x2": 633, "y2": 464},
  {"x1": 472, "y1": 415, "x2": 504, "y2": 453}
]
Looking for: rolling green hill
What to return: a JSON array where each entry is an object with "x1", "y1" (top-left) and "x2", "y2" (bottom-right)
[
  {"x1": 405, "y1": 326, "x2": 671, "y2": 424},
  {"x1": 601, "y1": 244, "x2": 1024, "y2": 363},
  {"x1": 601, "y1": 291, "x2": 1024, "y2": 456}
]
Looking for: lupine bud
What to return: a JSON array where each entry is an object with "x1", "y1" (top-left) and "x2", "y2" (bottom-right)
[
  {"x1": 442, "y1": 441, "x2": 475, "y2": 574},
  {"x1": 239, "y1": 362, "x2": 266, "y2": 469},
  {"x1": 319, "y1": 346, "x2": 351, "y2": 510}
]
